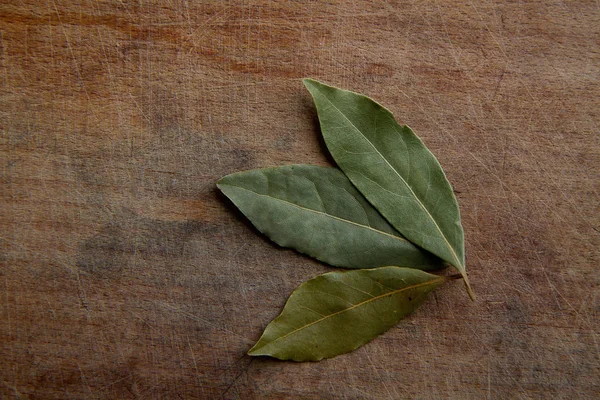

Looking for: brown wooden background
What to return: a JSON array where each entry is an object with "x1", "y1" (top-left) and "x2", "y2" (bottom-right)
[{"x1": 1, "y1": 1, "x2": 599, "y2": 398}]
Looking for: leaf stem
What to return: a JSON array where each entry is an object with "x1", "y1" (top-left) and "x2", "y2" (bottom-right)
[
  {"x1": 463, "y1": 274, "x2": 476, "y2": 301},
  {"x1": 445, "y1": 272, "x2": 475, "y2": 301}
]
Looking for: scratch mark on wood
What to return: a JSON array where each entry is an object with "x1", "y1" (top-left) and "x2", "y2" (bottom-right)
[
  {"x1": 158, "y1": 302, "x2": 254, "y2": 344},
  {"x1": 219, "y1": 357, "x2": 253, "y2": 399},
  {"x1": 186, "y1": 332, "x2": 204, "y2": 396},
  {"x1": 364, "y1": 349, "x2": 397, "y2": 399}
]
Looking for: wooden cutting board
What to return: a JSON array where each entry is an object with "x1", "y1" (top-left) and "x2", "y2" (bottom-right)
[{"x1": 1, "y1": 1, "x2": 598, "y2": 398}]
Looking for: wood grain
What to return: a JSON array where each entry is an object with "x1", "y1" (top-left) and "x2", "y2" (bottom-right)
[{"x1": 1, "y1": 1, "x2": 598, "y2": 398}]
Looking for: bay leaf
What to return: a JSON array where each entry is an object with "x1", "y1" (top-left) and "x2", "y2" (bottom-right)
[
  {"x1": 248, "y1": 266, "x2": 447, "y2": 361},
  {"x1": 303, "y1": 79, "x2": 473, "y2": 299},
  {"x1": 218, "y1": 164, "x2": 442, "y2": 270}
]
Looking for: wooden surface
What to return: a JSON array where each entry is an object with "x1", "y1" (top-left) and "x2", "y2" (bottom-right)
[{"x1": 1, "y1": 1, "x2": 599, "y2": 398}]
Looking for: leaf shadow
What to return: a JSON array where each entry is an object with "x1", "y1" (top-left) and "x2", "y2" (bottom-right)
[{"x1": 215, "y1": 186, "x2": 264, "y2": 237}]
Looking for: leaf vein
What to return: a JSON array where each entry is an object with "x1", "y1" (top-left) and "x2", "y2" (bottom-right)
[
  {"x1": 220, "y1": 184, "x2": 408, "y2": 243},
  {"x1": 258, "y1": 277, "x2": 445, "y2": 351},
  {"x1": 314, "y1": 87, "x2": 462, "y2": 269}
]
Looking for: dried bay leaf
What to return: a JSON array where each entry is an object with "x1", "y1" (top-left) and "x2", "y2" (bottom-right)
[
  {"x1": 248, "y1": 267, "x2": 447, "y2": 361},
  {"x1": 218, "y1": 164, "x2": 442, "y2": 270},
  {"x1": 303, "y1": 79, "x2": 473, "y2": 299}
]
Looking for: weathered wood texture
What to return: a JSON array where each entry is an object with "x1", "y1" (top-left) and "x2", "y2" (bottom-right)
[{"x1": 1, "y1": 1, "x2": 599, "y2": 398}]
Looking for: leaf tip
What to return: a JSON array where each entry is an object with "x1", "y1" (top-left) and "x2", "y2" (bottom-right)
[
  {"x1": 247, "y1": 349, "x2": 258, "y2": 357},
  {"x1": 302, "y1": 78, "x2": 327, "y2": 92},
  {"x1": 247, "y1": 348, "x2": 258, "y2": 357},
  {"x1": 216, "y1": 175, "x2": 232, "y2": 192},
  {"x1": 302, "y1": 78, "x2": 316, "y2": 90},
  {"x1": 247, "y1": 341, "x2": 264, "y2": 357}
]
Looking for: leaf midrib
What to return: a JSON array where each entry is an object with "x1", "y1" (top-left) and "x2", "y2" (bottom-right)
[
  {"x1": 220, "y1": 183, "x2": 408, "y2": 243},
  {"x1": 313, "y1": 85, "x2": 463, "y2": 269},
  {"x1": 252, "y1": 276, "x2": 445, "y2": 352}
]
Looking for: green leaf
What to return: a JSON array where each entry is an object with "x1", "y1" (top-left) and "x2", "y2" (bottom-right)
[
  {"x1": 218, "y1": 164, "x2": 442, "y2": 270},
  {"x1": 303, "y1": 79, "x2": 473, "y2": 299},
  {"x1": 248, "y1": 267, "x2": 447, "y2": 361}
]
